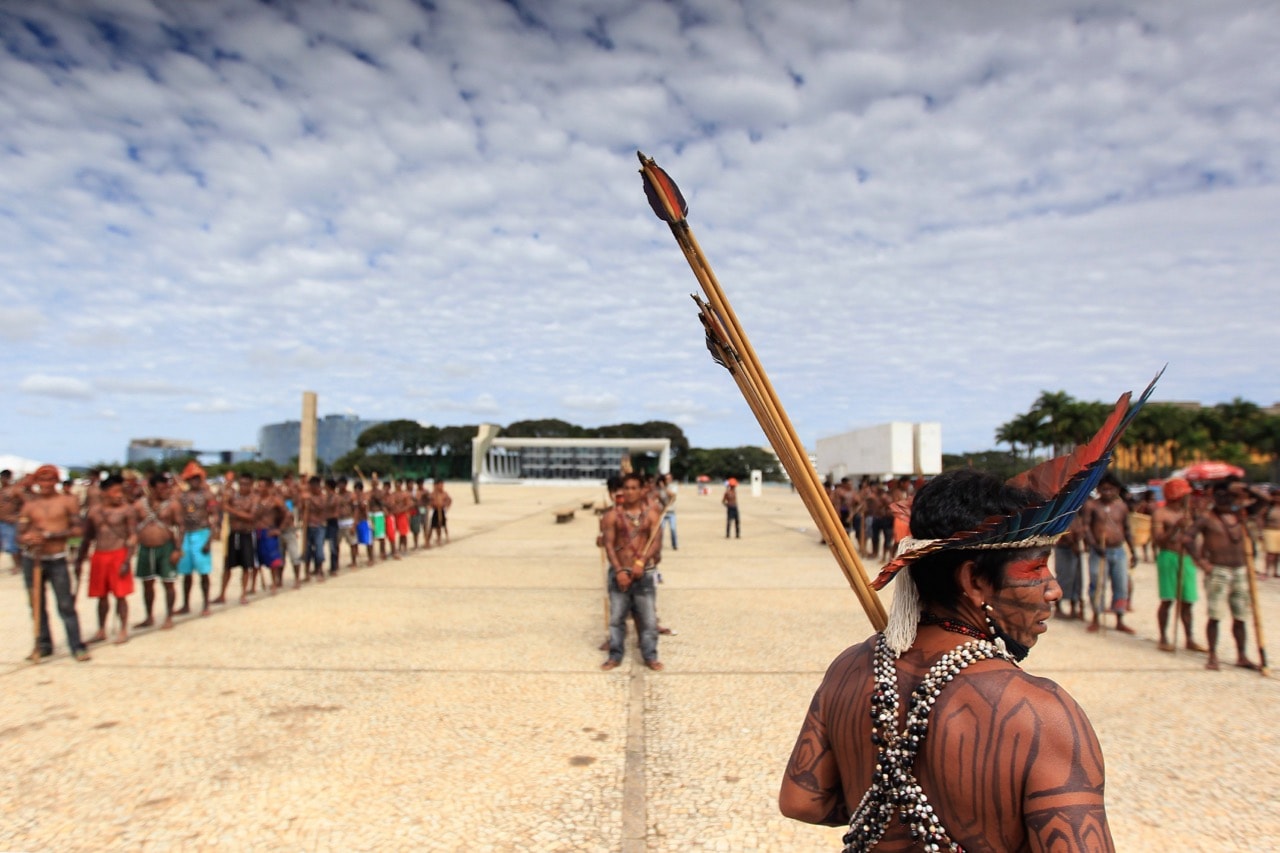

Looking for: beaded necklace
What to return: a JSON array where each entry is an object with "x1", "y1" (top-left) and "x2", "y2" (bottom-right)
[
  {"x1": 842, "y1": 634, "x2": 1013, "y2": 853},
  {"x1": 918, "y1": 611, "x2": 987, "y2": 641}
]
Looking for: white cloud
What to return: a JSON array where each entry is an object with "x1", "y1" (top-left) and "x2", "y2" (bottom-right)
[
  {"x1": 2, "y1": 0, "x2": 1278, "y2": 464},
  {"x1": 19, "y1": 374, "x2": 94, "y2": 400},
  {"x1": 183, "y1": 399, "x2": 239, "y2": 414}
]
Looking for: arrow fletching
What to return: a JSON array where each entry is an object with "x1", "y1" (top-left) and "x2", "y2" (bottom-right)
[{"x1": 638, "y1": 151, "x2": 688, "y2": 223}]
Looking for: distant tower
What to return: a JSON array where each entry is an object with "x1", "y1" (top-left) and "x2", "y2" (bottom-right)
[{"x1": 299, "y1": 392, "x2": 318, "y2": 476}]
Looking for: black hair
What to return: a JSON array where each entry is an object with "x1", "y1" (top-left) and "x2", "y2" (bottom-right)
[
  {"x1": 309, "y1": 476, "x2": 322, "y2": 487},
  {"x1": 907, "y1": 469, "x2": 1045, "y2": 607},
  {"x1": 1099, "y1": 472, "x2": 1124, "y2": 491},
  {"x1": 149, "y1": 473, "x2": 171, "y2": 487},
  {"x1": 101, "y1": 474, "x2": 124, "y2": 490}
]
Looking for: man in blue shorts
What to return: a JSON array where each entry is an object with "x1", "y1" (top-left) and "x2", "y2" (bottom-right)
[{"x1": 175, "y1": 461, "x2": 218, "y2": 617}]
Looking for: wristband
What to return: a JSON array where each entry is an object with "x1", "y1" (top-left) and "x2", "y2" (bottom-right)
[{"x1": 616, "y1": 568, "x2": 633, "y2": 578}]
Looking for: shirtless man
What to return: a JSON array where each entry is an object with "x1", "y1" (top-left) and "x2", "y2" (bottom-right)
[
  {"x1": 215, "y1": 472, "x2": 257, "y2": 606},
  {"x1": 408, "y1": 481, "x2": 424, "y2": 550},
  {"x1": 334, "y1": 478, "x2": 357, "y2": 569},
  {"x1": 321, "y1": 478, "x2": 341, "y2": 577},
  {"x1": 369, "y1": 477, "x2": 391, "y2": 561},
  {"x1": 278, "y1": 472, "x2": 303, "y2": 578},
  {"x1": 723, "y1": 478, "x2": 740, "y2": 539},
  {"x1": 429, "y1": 480, "x2": 452, "y2": 546},
  {"x1": 76, "y1": 474, "x2": 138, "y2": 644},
  {"x1": 1191, "y1": 482, "x2": 1261, "y2": 671},
  {"x1": 779, "y1": 469, "x2": 1113, "y2": 849},
  {"x1": 352, "y1": 480, "x2": 375, "y2": 566},
  {"x1": 18, "y1": 465, "x2": 91, "y2": 662},
  {"x1": 299, "y1": 476, "x2": 329, "y2": 584},
  {"x1": 253, "y1": 478, "x2": 290, "y2": 593},
  {"x1": 133, "y1": 473, "x2": 183, "y2": 630},
  {"x1": 175, "y1": 462, "x2": 218, "y2": 616},
  {"x1": 392, "y1": 479, "x2": 411, "y2": 554},
  {"x1": 1152, "y1": 478, "x2": 1206, "y2": 652},
  {"x1": 1083, "y1": 476, "x2": 1137, "y2": 634},
  {"x1": 0, "y1": 469, "x2": 24, "y2": 574},
  {"x1": 1262, "y1": 490, "x2": 1280, "y2": 578},
  {"x1": 601, "y1": 473, "x2": 664, "y2": 671}
]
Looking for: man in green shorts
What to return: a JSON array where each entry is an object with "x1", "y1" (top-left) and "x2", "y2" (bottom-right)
[
  {"x1": 134, "y1": 473, "x2": 183, "y2": 630},
  {"x1": 1152, "y1": 477, "x2": 1205, "y2": 652}
]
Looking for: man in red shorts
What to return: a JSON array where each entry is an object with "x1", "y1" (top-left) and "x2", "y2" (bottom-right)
[{"x1": 75, "y1": 474, "x2": 138, "y2": 644}]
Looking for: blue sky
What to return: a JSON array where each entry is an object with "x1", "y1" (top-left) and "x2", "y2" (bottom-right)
[{"x1": 2, "y1": 0, "x2": 1278, "y2": 467}]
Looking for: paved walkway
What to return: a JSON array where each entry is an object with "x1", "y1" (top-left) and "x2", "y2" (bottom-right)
[{"x1": 1, "y1": 484, "x2": 1277, "y2": 851}]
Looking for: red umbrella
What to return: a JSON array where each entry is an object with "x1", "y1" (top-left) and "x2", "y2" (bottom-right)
[{"x1": 1174, "y1": 461, "x2": 1246, "y2": 482}]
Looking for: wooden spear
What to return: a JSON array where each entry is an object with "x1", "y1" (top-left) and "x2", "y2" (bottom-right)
[
  {"x1": 638, "y1": 152, "x2": 887, "y2": 631},
  {"x1": 1240, "y1": 510, "x2": 1269, "y2": 676}
]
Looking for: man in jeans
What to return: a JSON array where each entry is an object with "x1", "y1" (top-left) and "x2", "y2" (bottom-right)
[
  {"x1": 601, "y1": 473, "x2": 664, "y2": 671},
  {"x1": 1083, "y1": 474, "x2": 1138, "y2": 633},
  {"x1": 19, "y1": 464, "x2": 90, "y2": 662}
]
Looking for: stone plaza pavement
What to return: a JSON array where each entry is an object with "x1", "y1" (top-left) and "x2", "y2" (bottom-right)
[{"x1": 1, "y1": 483, "x2": 1278, "y2": 852}]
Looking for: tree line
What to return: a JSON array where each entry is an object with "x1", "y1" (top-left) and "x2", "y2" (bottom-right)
[{"x1": 992, "y1": 391, "x2": 1280, "y2": 482}]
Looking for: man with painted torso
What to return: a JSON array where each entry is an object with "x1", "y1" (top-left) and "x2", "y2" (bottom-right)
[
  {"x1": 780, "y1": 469, "x2": 1113, "y2": 851},
  {"x1": 133, "y1": 473, "x2": 183, "y2": 630},
  {"x1": 1191, "y1": 483, "x2": 1261, "y2": 671},
  {"x1": 76, "y1": 474, "x2": 138, "y2": 644},
  {"x1": 601, "y1": 473, "x2": 664, "y2": 672},
  {"x1": 18, "y1": 465, "x2": 90, "y2": 661}
]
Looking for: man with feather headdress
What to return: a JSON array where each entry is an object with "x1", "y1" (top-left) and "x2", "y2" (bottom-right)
[{"x1": 778, "y1": 375, "x2": 1159, "y2": 852}]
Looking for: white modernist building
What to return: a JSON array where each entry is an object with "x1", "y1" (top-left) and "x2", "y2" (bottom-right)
[
  {"x1": 472, "y1": 428, "x2": 671, "y2": 484},
  {"x1": 815, "y1": 422, "x2": 942, "y2": 481}
]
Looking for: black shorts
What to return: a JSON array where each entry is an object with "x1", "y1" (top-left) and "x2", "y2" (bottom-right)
[
  {"x1": 225, "y1": 531, "x2": 256, "y2": 570},
  {"x1": 430, "y1": 509, "x2": 446, "y2": 529}
]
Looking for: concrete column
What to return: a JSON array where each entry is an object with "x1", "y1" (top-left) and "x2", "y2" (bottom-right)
[{"x1": 299, "y1": 391, "x2": 318, "y2": 476}]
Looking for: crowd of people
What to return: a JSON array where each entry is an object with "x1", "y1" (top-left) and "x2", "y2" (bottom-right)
[
  {"x1": 0, "y1": 463, "x2": 452, "y2": 662},
  {"x1": 825, "y1": 469, "x2": 1275, "y2": 673}
]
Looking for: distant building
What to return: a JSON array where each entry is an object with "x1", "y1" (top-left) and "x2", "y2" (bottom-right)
[
  {"x1": 258, "y1": 414, "x2": 382, "y2": 467},
  {"x1": 475, "y1": 434, "x2": 671, "y2": 482},
  {"x1": 816, "y1": 422, "x2": 943, "y2": 481},
  {"x1": 127, "y1": 438, "x2": 195, "y2": 466}
]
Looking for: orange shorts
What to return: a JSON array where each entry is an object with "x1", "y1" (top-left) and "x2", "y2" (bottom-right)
[
  {"x1": 395, "y1": 513, "x2": 410, "y2": 536},
  {"x1": 89, "y1": 548, "x2": 134, "y2": 599}
]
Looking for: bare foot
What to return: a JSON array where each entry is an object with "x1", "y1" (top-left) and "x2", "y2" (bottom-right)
[
  {"x1": 239, "y1": 595, "x2": 248, "y2": 605},
  {"x1": 161, "y1": 618, "x2": 174, "y2": 630},
  {"x1": 1185, "y1": 641, "x2": 1208, "y2": 653},
  {"x1": 174, "y1": 606, "x2": 191, "y2": 616},
  {"x1": 1157, "y1": 641, "x2": 1175, "y2": 652},
  {"x1": 293, "y1": 581, "x2": 301, "y2": 590},
  {"x1": 1234, "y1": 659, "x2": 1262, "y2": 671},
  {"x1": 316, "y1": 573, "x2": 326, "y2": 583},
  {"x1": 200, "y1": 607, "x2": 211, "y2": 617},
  {"x1": 1086, "y1": 622, "x2": 1099, "y2": 633},
  {"x1": 87, "y1": 630, "x2": 107, "y2": 644},
  {"x1": 113, "y1": 631, "x2": 129, "y2": 645},
  {"x1": 1206, "y1": 657, "x2": 1221, "y2": 671},
  {"x1": 1116, "y1": 623, "x2": 1136, "y2": 635},
  {"x1": 211, "y1": 596, "x2": 226, "y2": 606},
  {"x1": 135, "y1": 617, "x2": 155, "y2": 629}
]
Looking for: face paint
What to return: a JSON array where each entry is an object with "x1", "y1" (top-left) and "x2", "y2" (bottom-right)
[{"x1": 987, "y1": 551, "x2": 1060, "y2": 656}]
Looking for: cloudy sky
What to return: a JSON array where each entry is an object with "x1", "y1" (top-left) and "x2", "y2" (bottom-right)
[{"x1": 2, "y1": 0, "x2": 1277, "y2": 467}]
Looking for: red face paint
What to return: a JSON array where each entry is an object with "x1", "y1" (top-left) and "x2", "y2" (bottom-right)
[{"x1": 1005, "y1": 556, "x2": 1051, "y2": 582}]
